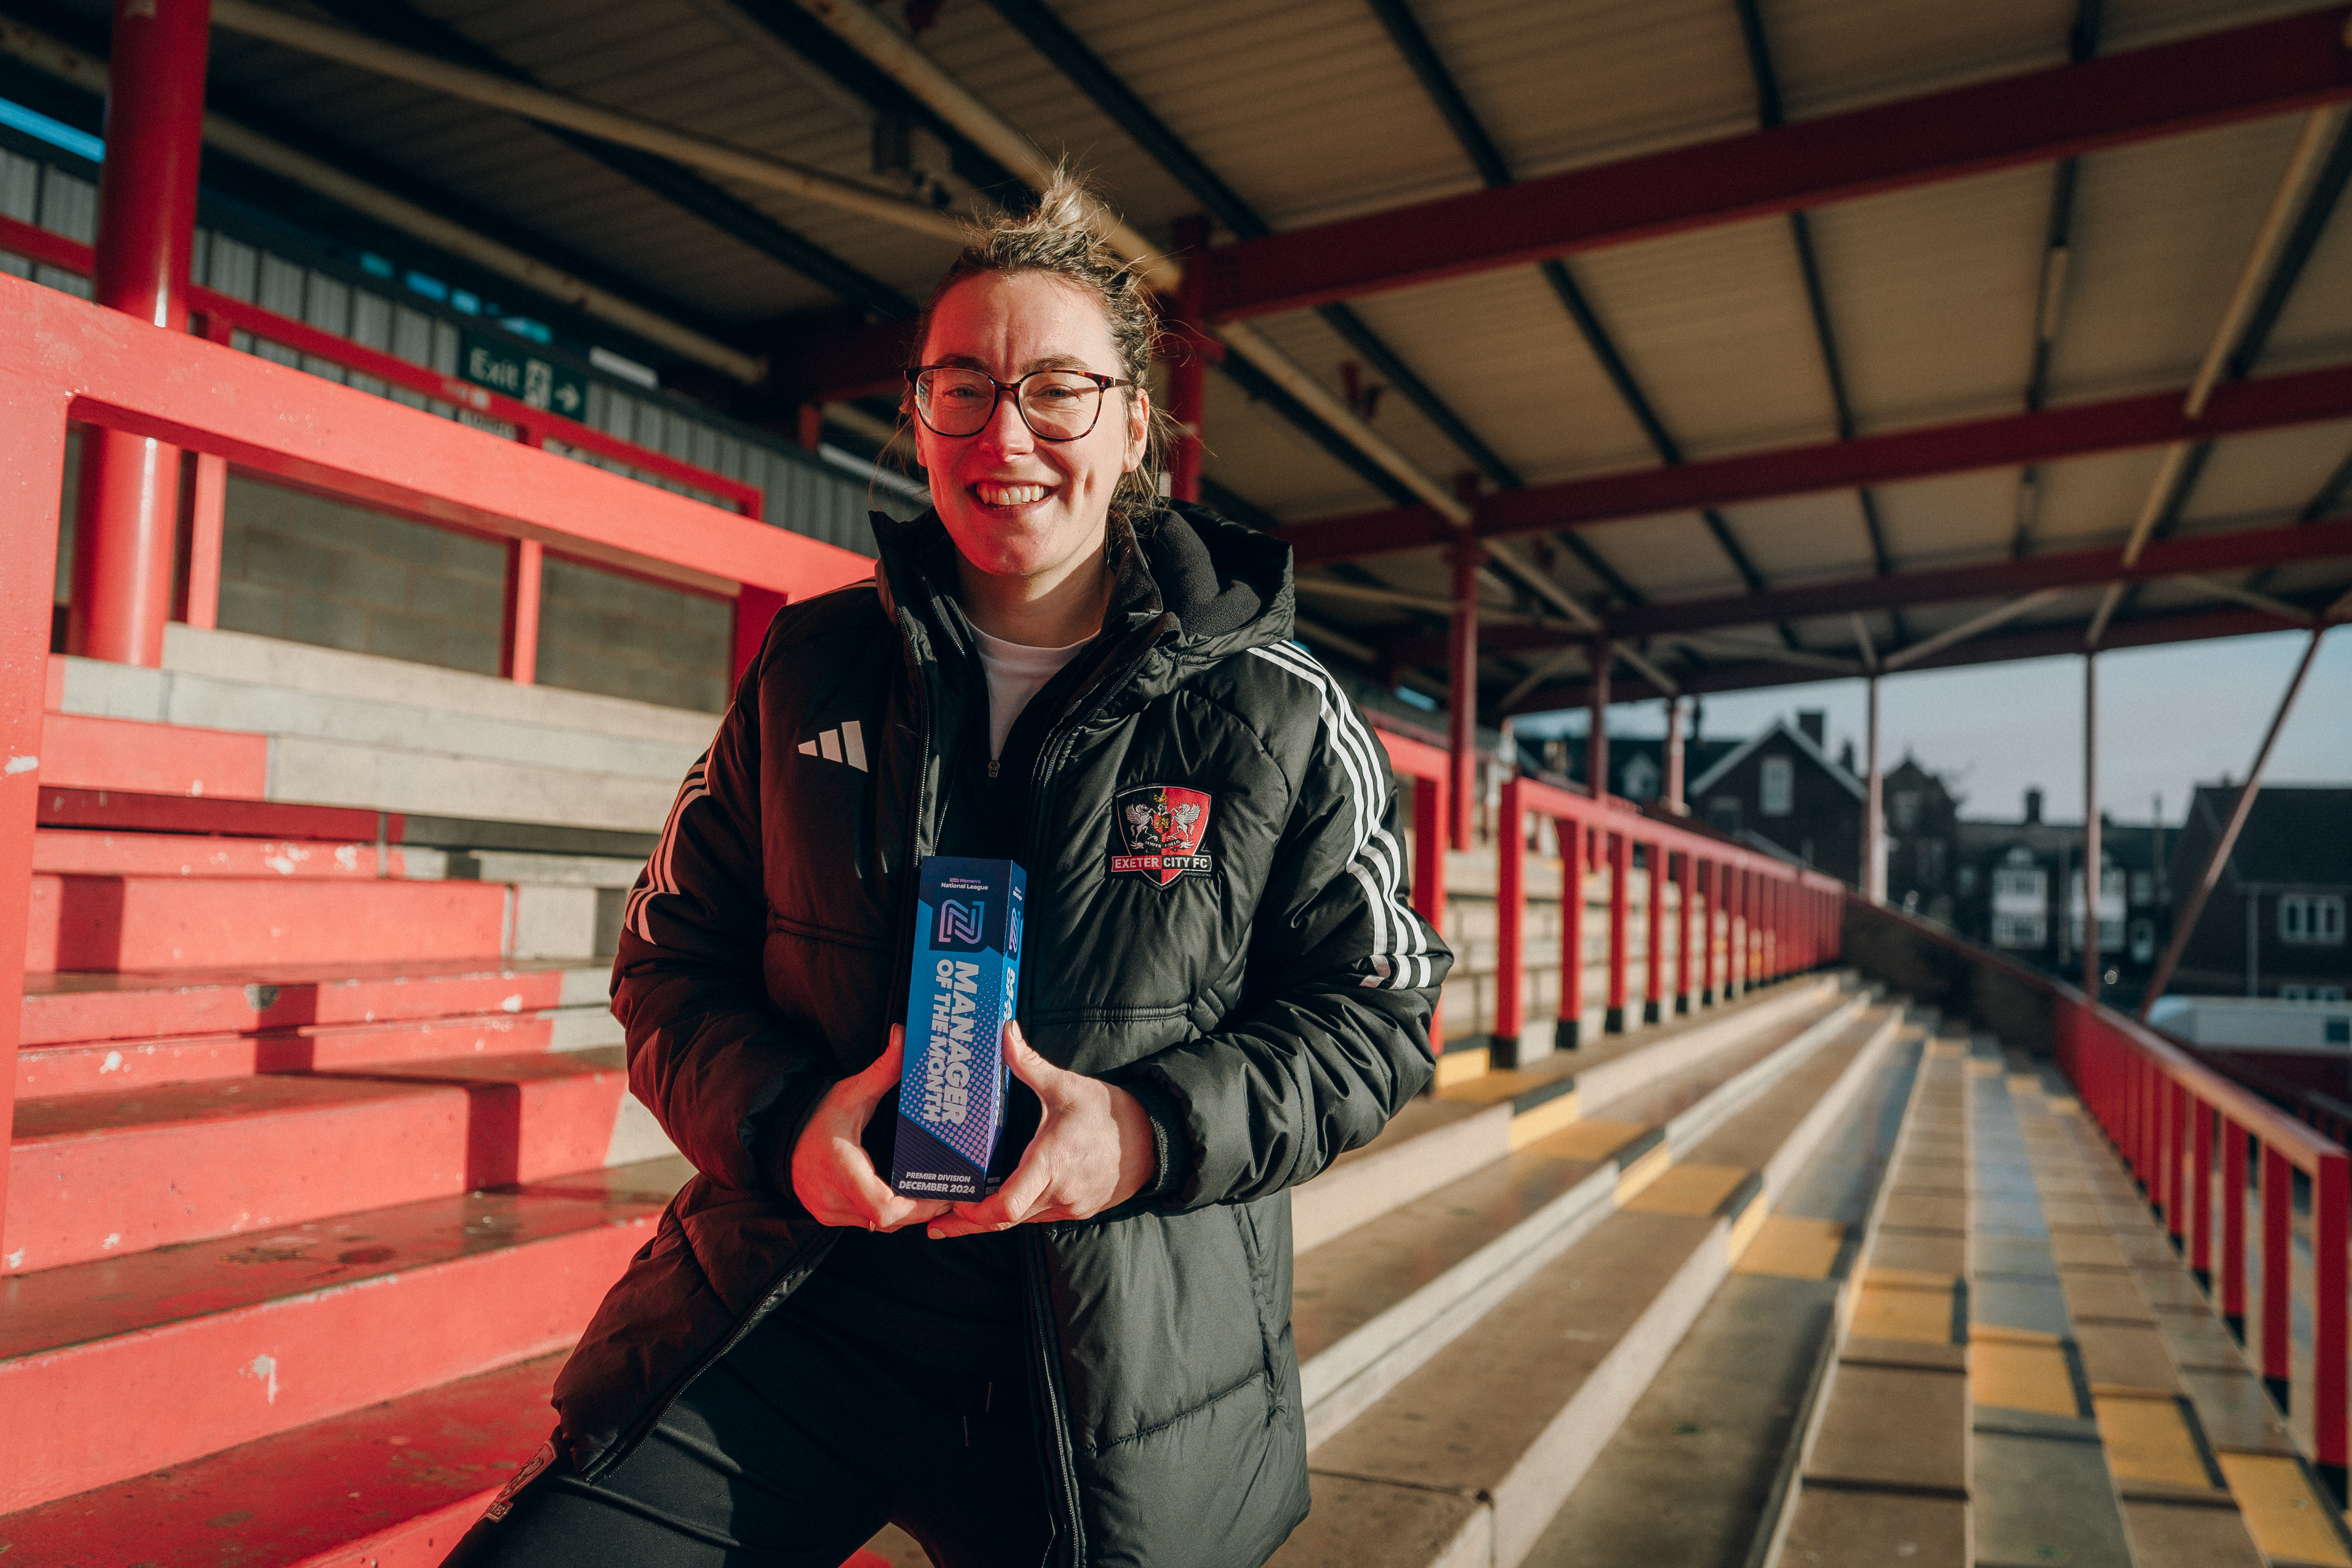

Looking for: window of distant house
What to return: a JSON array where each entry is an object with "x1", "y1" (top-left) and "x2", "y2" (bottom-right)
[
  {"x1": 2129, "y1": 918, "x2": 2155, "y2": 964},
  {"x1": 1621, "y1": 753, "x2": 1660, "y2": 801},
  {"x1": 1709, "y1": 797, "x2": 1742, "y2": 835},
  {"x1": 1991, "y1": 848, "x2": 2047, "y2": 949},
  {"x1": 2131, "y1": 870, "x2": 2152, "y2": 906},
  {"x1": 1918, "y1": 839, "x2": 1945, "y2": 885},
  {"x1": 1892, "y1": 791, "x2": 1918, "y2": 831},
  {"x1": 2281, "y1": 894, "x2": 2347, "y2": 945},
  {"x1": 1760, "y1": 756, "x2": 1794, "y2": 817}
]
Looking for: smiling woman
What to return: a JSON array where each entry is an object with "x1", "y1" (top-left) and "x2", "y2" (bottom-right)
[{"x1": 448, "y1": 173, "x2": 1448, "y2": 1568}]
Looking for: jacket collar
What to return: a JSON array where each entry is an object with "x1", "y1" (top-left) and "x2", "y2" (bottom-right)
[{"x1": 867, "y1": 502, "x2": 1296, "y2": 679}]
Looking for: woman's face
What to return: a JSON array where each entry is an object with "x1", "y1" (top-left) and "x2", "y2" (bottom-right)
[{"x1": 913, "y1": 270, "x2": 1148, "y2": 587}]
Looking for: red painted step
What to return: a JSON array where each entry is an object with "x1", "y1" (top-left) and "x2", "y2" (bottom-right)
[
  {"x1": 22, "y1": 962, "x2": 590, "y2": 1048},
  {"x1": 0, "y1": 1157, "x2": 688, "y2": 1515},
  {"x1": 26, "y1": 875, "x2": 508, "y2": 971},
  {"x1": 17, "y1": 1009, "x2": 564, "y2": 1098},
  {"x1": 32, "y1": 828, "x2": 429, "y2": 879},
  {"x1": 38, "y1": 711, "x2": 270, "y2": 799},
  {"x1": 0, "y1": 1349, "x2": 565, "y2": 1565},
  {"x1": 4, "y1": 1051, "x2": 631, "y2": 1274},
  {"x1": 38, "y1": 783, "x2": 390, "y2": 842}
]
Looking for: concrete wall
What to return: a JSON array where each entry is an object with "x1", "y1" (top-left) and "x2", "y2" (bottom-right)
[
  {"x1": 537, "y1": 556, "x2": 732, "y2": 715},
  {"x1": 1841, "y1": 899, "x2": 2056, "y2": 1055},
  {"x1": 216, "y1": 475, "x2": 509, "y2": 677}
]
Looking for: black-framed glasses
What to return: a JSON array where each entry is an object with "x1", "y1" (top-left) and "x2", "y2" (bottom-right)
[{"x1": 906, "y1": 365, "x2": 1133, "y2": 441}]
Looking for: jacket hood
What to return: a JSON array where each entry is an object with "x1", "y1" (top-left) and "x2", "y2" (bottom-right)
[{"x1": 866, "y1": 500, "x2": 1296, "y2": 670}]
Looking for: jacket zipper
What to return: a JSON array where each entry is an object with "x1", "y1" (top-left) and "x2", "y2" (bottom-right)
[
  {"x1": 1007, "y1": 623, "x2": 1169, "y2": 1563},
  {"x1": 583, "y1": 606, "x2": 940, "y2": 1485}
]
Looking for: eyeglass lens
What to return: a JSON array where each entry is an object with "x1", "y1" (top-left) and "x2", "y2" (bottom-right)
[{"x1": 916, "y1": 369, "x2": 1105, "y2": 440}]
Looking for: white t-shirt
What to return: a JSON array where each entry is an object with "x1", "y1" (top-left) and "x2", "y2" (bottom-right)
[{"x1": 973, "y1": 624, "x2": 1092, "y2": 762}]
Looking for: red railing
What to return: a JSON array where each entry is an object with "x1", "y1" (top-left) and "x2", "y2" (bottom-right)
[
  {"x1": 0, "y1": 270, "x2": 873, "y2": 1227},
  {"x1": 1849, "y1": 897, "x2": 2350, "y2": 1502},
  {"x1": 1365, "y1": 715, "x2": 1844, "y2": 1064},
  {"x1": 2061, "y1": 998, "x2": 2348, "y2": 1497},
  {"x1": 1496, "y1": 774, "x2": 1843, "y2": 1056},
  {"x1": 4, "y1": 208, "x2": 823, "y2": 683}
]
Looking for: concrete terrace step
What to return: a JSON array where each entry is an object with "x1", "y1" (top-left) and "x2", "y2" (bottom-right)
[
  {"x1": 54, "y1": 628, "x2": 719, "y2": 834},
  {"x1": 0, "y1": 1156, "x2": 690, "y2": 1516},
  {"x1": 1294, "y1": 989, "x2": 1874, "y2": 1448},
  {"x1": 4, "y1": 1048, "x2": 671, "y2": 1274},
  {"x1": 27, "y1": 874, "x2": 511, "y2": 972},
  {"x1": 1521, "y1": 1016, "x2": 1927, "y2": 1568},
  {"x1": 1294, "y1": 975, "x2": 1843, "y2": 1255},
  {"x1": 1273, "y1": 1001, "x2": 1907, "y2": 1568}
]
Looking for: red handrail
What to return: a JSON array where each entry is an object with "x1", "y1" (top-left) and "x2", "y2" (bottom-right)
[
  {"x1": 1851, "y1": 895, "x2": 2349, "y2": 1500},
  {"x1": 0, "y1": 212, "x2": 764, "y2": 515},
  {"x1": 1, "y1": 268, "x2": 873, "y2": 1253}
]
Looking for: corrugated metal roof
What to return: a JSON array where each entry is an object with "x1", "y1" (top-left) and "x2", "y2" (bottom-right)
[{"x1": 28, "y1": 0, "x2": 2347, "y2": 706}]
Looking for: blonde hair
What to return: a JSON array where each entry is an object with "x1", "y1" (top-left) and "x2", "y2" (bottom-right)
[{"x1": 907, "y1": 171, "x2": 1171, "y2": 528}]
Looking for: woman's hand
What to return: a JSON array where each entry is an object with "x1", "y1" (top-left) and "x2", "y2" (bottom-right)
[
  {"x1": 927, "y1": 1022, "x2": 1158, "y2": 1239},
  {"x1": 789, "y1": 1025, "x2": 953, "y2": 1232}
]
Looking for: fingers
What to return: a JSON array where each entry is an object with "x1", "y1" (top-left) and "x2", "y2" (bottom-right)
[
  {"x1": 927, "y1": 1143, "x2": 1056, "y2": 1238},
  {"x1": 1000, "y1": 1020, "x2": 1062, "y2": 1095},
  {"x1": 844, "y1": 1025, "x2": 906, "y2": 1114}
]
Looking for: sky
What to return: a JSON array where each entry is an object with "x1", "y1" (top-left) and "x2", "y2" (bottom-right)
[{"x1": 1514, "y1": 629, "x2": 2352, "y2": 827}]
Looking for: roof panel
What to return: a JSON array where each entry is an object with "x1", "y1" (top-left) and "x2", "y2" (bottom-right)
[
  {"x1": 1565, "y1": 215, "x2": 1840, "y2": 459},
  {"x1": 1806, "y1": 164, "x2": 2049, "y2": 430},
  {"x1": 2048, "y1": 114, "x2": 2312, "y2": 403}
]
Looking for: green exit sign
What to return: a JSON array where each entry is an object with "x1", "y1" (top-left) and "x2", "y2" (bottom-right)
[{"x1": 461, "y1": 331, "x2": 587, "y2": 419}]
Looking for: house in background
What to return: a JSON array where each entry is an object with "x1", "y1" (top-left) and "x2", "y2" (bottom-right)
[
  {"x1": 2164, "y1": 785, "x2": 2352, "y2": 1001},
  {"x1": 1952, "y1": 787, "x2": 2175, "y2": 1003},
  {"x1": 1686, "y1": 711, "x2": 1866, "y2": 884},
  {"x1": 1881, "y1": 754, "x2": 1965, "y2": 924}
]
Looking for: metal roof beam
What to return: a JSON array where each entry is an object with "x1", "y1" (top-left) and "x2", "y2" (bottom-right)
[
  {"x1": 1733, "y1": 0, "x2": 1901, "y2": 642},
  {"x1": 1200, "y1": 7, "x2": 2352, "y2": 320},
  {"x1": 1363, "y1": 0, "x2": 1751, "y2": 605},
  {"x1": 299, "y1": 0, "x2": 918, "y2": 319},
  {"x1": 981, "y1": 0, "x2": 1532, "y2": 514},
  {"x1": 1504, "y1": 606, "x2": 2291, "y2": 713},
  {"x1": 1278, "y1": 358, "x2": 2352, "y2": 564},
  {"x1": 1411, "y1": 517, "x2": 2352, "y2": 652}
]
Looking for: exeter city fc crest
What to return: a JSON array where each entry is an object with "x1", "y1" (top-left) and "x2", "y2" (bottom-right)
[{"x1": 1111, "y1": 784, "x2": 1215, "y2": 887}]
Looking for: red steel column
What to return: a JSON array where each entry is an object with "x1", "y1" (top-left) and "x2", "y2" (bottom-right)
[
  {"x1": 1167, "y1": 216, "x2": 1209, "y2": 505},
  {"x1": 501, "y1": 539, "x2": 544, "y2": 684},
  {"x1": 2191, "y1": 1098, "x2": 2215, "y2": 1286},
  {"x1": 1704, "y1": 860, "x2": 1721, "y2": 1003},
  {"x1": 69, "y1": 0, "x2": 214, "y2": 668},
  {"x1": 1606, "y1": 828, "x2": 1630, "y2": 1033},
  {"x1": 2223, "y1": 1118, "x2": 2249, "y2": 1339},
  {"x1": 1410, "y1": 766, "x2": 1448, "y2": 1057},
  {"x1": 2263, "y1": 1145, "x2": 2292, "y2": 1408},
  {"x1": 1495, "y1": 777, "x2": 1524, "y2": 1062},
  {"x1": 1586, "y1": 639, "x2": 1610, "y2": 802},
  {"x1": 1664, "y1": 697, "x2": 1685, "y2": 814},
  {"x1": 2083, "y1": 653, "x2": 2102, "y2": 1004},
  {"x1": 2318, "y1": 1150, "x2": 2349, "y2": 1502},
  {"x1": 1448, "y1": 539, "x2": 1482, "y2": 851},
  {"x1": 0, "y1": 361, "x2": 72, "y2": 1269},
  {"x1": 1675, "y1": 846, "x2": 1695, "y2": 1013},
  {"x1": 1559, "y1": 818, "x2": 1586, "y2": 1051},
  {"x1": 1642, "y1": 841, "x2": 1665, "y2": 1023}
]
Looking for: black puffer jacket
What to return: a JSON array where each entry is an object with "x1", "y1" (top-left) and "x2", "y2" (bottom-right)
[{"x1": 554, "y1": 503, "x2": 1449, "y2": 1566}]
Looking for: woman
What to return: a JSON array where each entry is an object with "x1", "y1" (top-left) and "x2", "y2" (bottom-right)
[{"x1": 448, "y1": 178, "x2": 1448, "y2": 1568}]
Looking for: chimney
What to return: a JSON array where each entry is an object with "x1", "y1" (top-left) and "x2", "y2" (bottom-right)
[
  {"x1": 2024, "y1": 787, "x2": 2043, "y2": 825},
  {"x1": 1798, "y1": 710, "x2": 1826, "y2": 747},
  {"x1": 1838, "y1": 739, "x2": 1856, "y2": 772}
]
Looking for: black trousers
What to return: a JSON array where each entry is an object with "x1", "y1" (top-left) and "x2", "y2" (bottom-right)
[{"x1": 444, "y1": 1309, "x2": 1054, "y2": 1568}]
